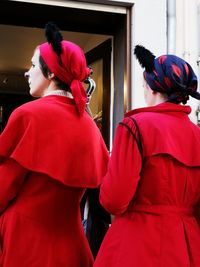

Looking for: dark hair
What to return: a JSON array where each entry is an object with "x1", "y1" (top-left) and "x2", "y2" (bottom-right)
[
  {"x1": 39, "y1": 55, "x2": 71, "y2": 92},
  {"x1": 167, "y1": 91, "x2": 189, "y2": 105}
]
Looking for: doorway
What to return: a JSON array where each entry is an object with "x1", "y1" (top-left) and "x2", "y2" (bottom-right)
[
  {"x1": 0, "y1": 0, "x2": 128, "y2": 148},
  {"x1": 86, "y1": 39, "x2": 112, "y2": 148}
]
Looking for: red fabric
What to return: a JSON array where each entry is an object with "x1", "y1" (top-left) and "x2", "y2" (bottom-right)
[
  {"x1": 125, "y1": 102, "x2": 200, "y2": 166},
  {"x1": 94, "y1": 102, "x2": 200, "y2": 267},
  {"x1": 0, "y1": 95, "x2": 109, "y2": 188},
  {"x1": 0, "y1": 159, "x2": 94, "y2": 266},
  {"x1": 70, "y1": 79, "x2": 87, "y2": 115},
  {"x1": 39, "y1": 41, "x2": 91, "y2": 115},
  {"x1": 0, "y1": 95, "x2": 109, "y2": 266}
]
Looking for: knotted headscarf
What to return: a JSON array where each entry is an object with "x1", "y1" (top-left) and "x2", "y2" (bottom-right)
[
  {"x1": 39, "y1": 22, "x2": 91, "y2": 115},
  {"x1": 134, "y1": 45, "x2": 200, "y2": 104}
]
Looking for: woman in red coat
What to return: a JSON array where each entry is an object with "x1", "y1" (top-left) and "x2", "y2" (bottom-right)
[
  {"x1": 0, "y1": 23, "x2": 109, "y2": 266},
  {"x1": 94, "y1": 45, "x2": 200, "y2": 267}
]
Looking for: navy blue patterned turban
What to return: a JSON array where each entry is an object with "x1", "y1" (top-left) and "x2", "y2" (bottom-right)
[{"x1": 134, "y1": 45, "x2": 200, "y2": 104}]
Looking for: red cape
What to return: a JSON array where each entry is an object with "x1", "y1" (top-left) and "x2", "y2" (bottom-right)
[
  {"x1": 125, "y1": 102, "x2": 200, "y2": 166},
  {"x1": 0, "y1": 95, "x2": 109, "y2": 187}
]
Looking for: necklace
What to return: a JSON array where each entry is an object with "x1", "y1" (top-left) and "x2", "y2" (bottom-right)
[{"x1": 44, "y1": 90, "x2": 73, "y2": 98}]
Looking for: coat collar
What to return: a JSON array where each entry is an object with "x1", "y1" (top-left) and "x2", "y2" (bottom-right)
[{"x1": 125, "y1": 102, "x2": 191, "y2": 117}]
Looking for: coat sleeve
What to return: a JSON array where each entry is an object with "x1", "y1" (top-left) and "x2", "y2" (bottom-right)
[
  {"x1": 99, "y1": 123, "x2": 142, "y2": 216},
  {"x1": 0, "y1": 158, "x2": 28, "y2": 213}
]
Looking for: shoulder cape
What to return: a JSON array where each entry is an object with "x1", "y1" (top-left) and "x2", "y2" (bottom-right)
[
  {"x1": 0, "y1": 96, "x2": 109, "y2": 187},
  {"x1": 124, "y1": 102, "x2": 200, "y2": 167}
]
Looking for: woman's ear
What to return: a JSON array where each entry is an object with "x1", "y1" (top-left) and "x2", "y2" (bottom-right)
[{"x1": 152, "y1": 90, "x2": 157, "y2": 95}]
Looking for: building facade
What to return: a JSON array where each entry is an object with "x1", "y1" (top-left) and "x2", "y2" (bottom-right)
[{"x1": 0, "y1": 0, "x2": 199, "y2": 148}]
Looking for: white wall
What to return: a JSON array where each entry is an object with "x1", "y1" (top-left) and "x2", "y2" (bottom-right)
[
  {"x1": 131, "y1": 0, "x2": 167, "y2": 109},
  {"x1": 130, "y1": 0, "x2": 200, "y2": 124},
  {"x1": 176, "y1": 0, "x2": 199, "y2": 123}
]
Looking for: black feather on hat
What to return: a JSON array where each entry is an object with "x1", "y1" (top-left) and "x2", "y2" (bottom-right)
[
  {"x1": 134, "y1": 45, "x2": 155, "y2": 72},
  {"x1": 45, "y1": 21, "x2": 63, "y2": 56}
]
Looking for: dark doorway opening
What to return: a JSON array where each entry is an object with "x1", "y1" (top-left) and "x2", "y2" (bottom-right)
[
  {"x1": 0, "y1": 0, "x2": 127, "y2": 141},
  {"x1": 86, "y1": 39, "x2": 112, "y2": 148}
]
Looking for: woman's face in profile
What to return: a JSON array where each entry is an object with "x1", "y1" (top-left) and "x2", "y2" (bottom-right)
[{"x1": 25, "y1": 49, "x2": 50, "y2": 97}]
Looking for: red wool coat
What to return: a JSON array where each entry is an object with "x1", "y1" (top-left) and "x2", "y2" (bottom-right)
[
  {"x1": 0, "y1": 95, "x2": 109, "y2": 267},
  {"x1": 94, "y1": 102, "x2": 200, "y2": 267}
]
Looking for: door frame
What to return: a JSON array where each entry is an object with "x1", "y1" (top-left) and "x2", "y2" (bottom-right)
[
  {"x1": 0, "y1": 0, "x2": 131, "y2": 144},
  {"x1": 86, "y1": 39, "x2": 112, "y2": 148}
]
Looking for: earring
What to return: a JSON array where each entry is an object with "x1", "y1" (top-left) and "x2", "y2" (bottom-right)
[
  {"x1": 48, "y1": 73, "x2": 54, "y2": 79},
  {"x1": 24, "y1": 71, "x2": 29, "y2": 78}
]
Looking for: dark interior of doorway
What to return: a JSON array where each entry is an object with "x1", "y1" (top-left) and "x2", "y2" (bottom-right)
[
  {"x1": 0, "y1": 92, "x2": 33, "y2": 131},
  {"x1": 86, "y1": 39, "x2": 111, "y2": 148},
  {"x1": 0, "y1": 0, "x2": 126, "y2": 140}
]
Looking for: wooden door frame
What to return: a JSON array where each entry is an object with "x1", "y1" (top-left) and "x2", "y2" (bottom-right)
[
  {"x1": 0, "y1": 0, "x2": 131, "y2": 144},
  {"x1": 86, "y1": 39, "x2": 112, "y2": 148}
]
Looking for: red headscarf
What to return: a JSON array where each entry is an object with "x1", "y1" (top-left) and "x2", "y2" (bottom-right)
[{"x1": 39, "y1": 41, "x2": 91, "y2": 115}]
